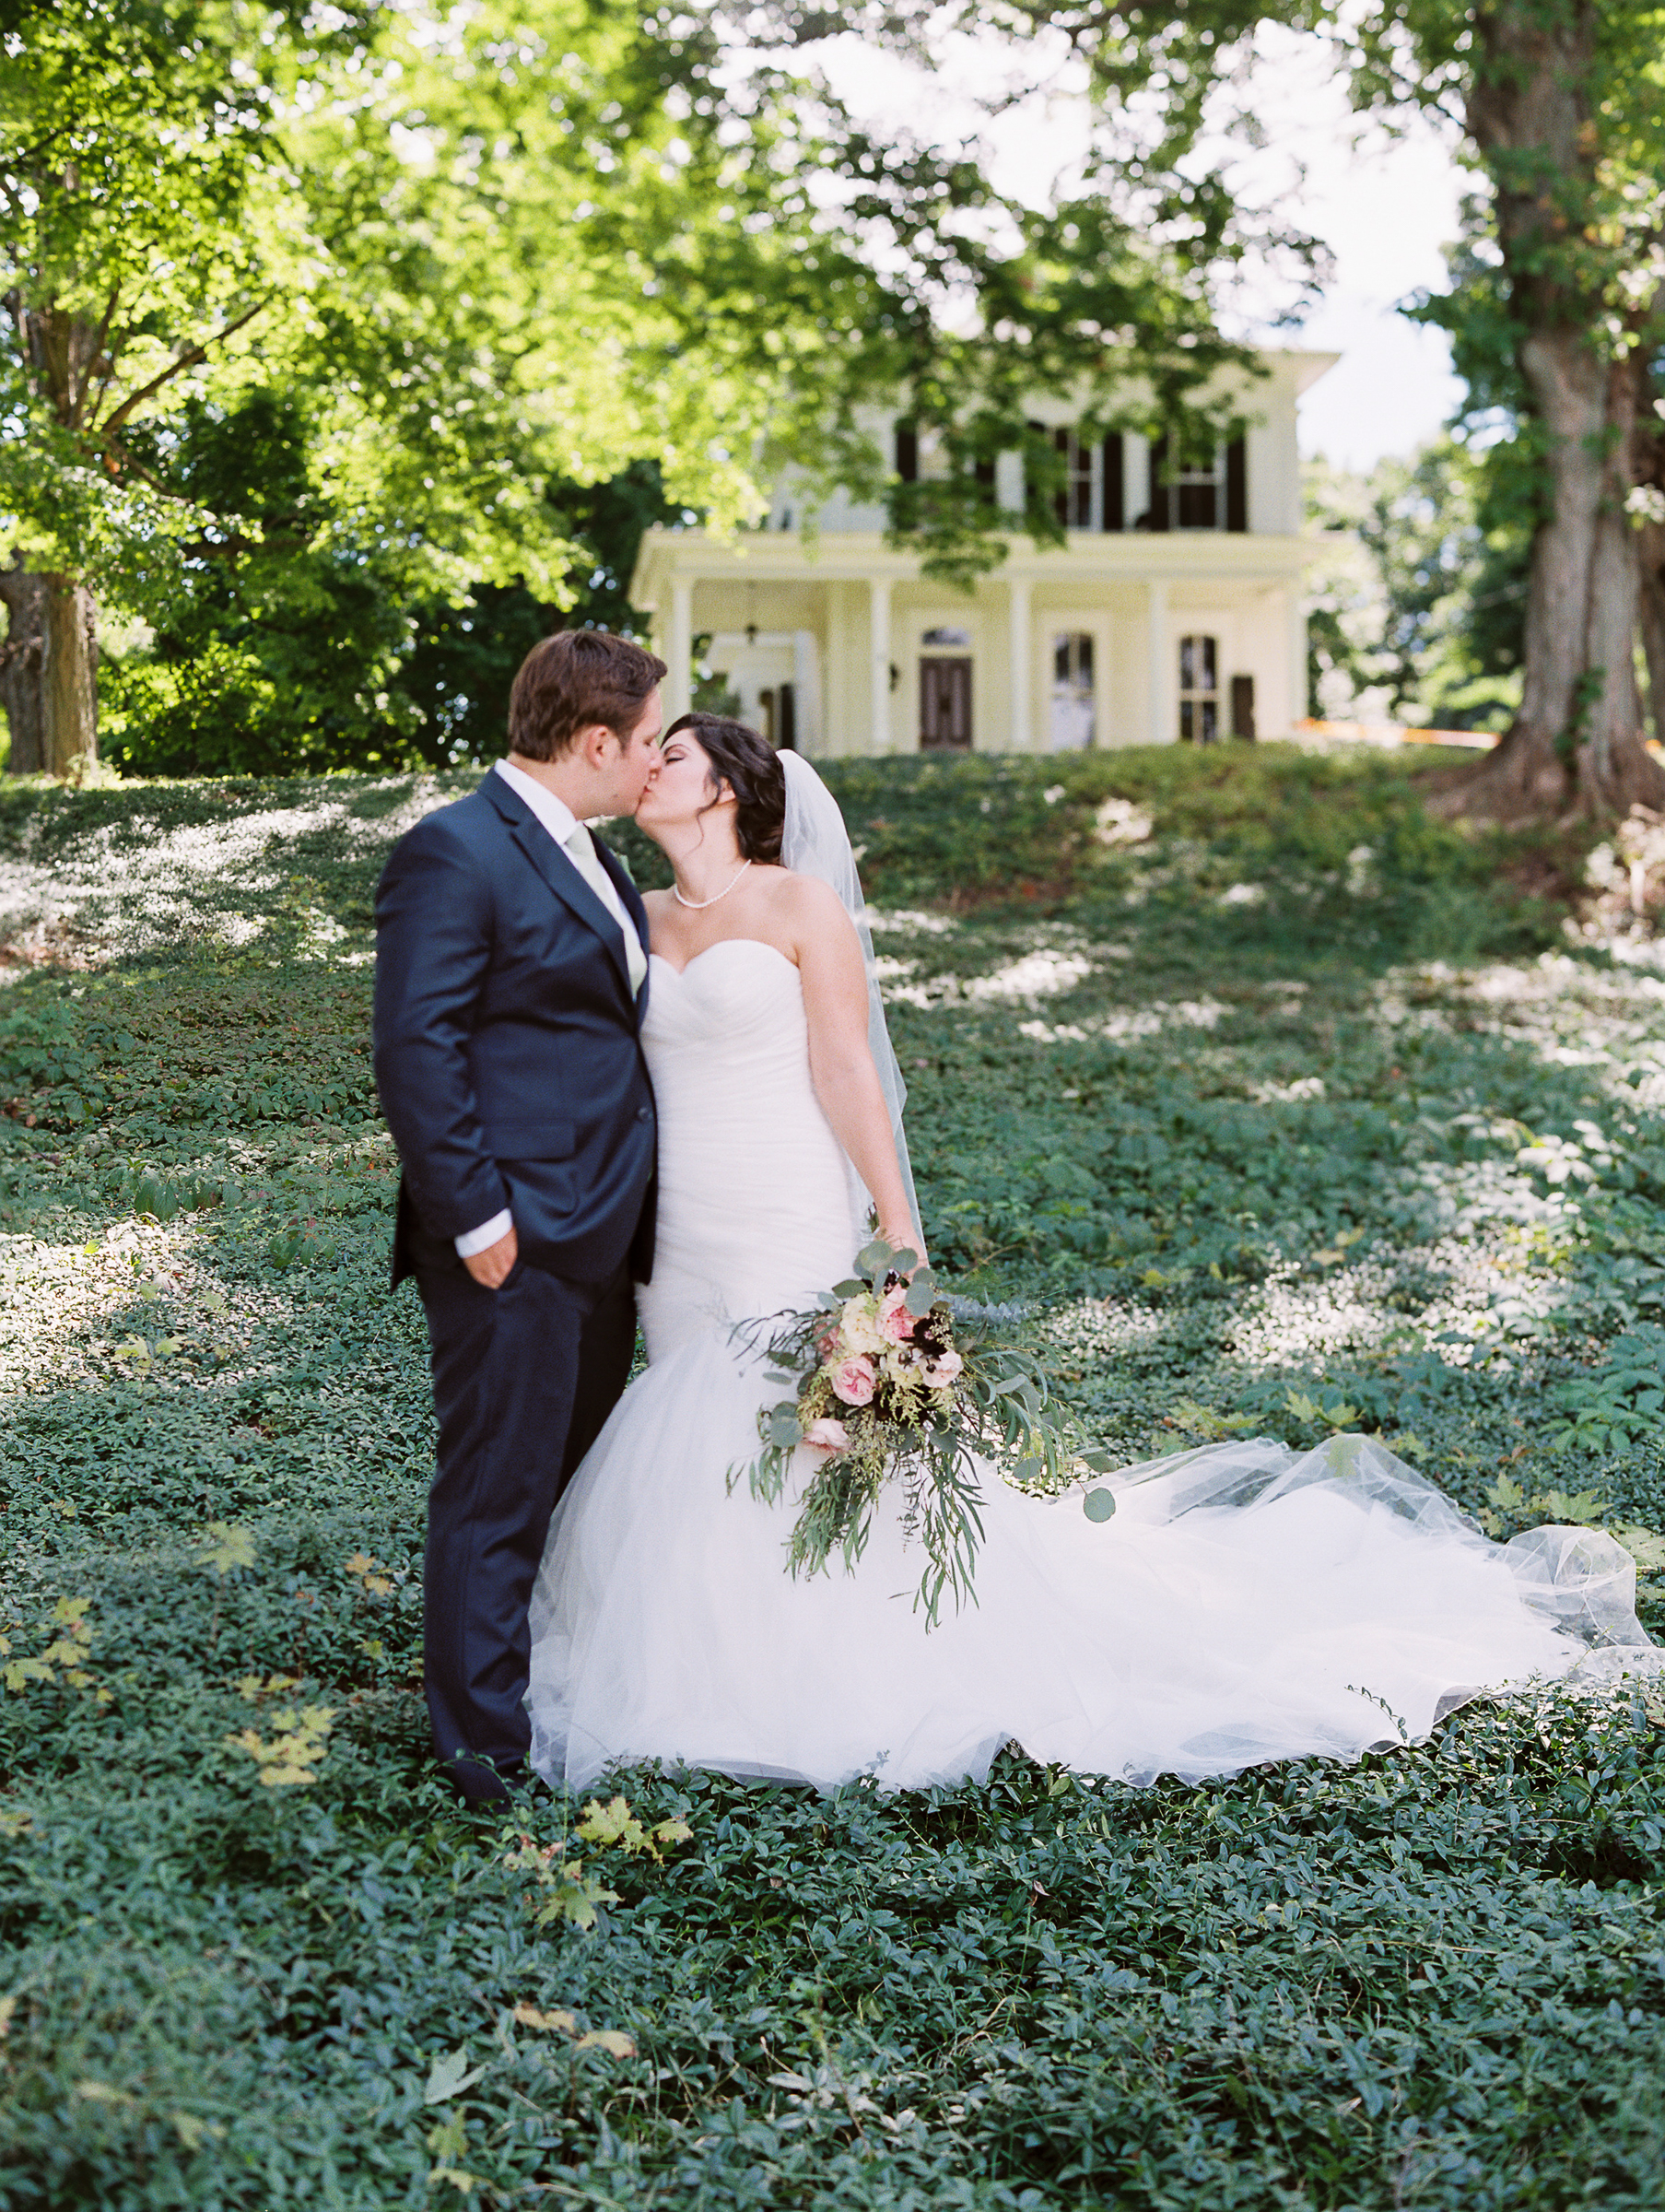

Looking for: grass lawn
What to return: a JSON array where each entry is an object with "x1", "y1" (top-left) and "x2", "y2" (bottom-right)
[{"x1": 0, "y1": 744, "x2": 1661, "y2": 2209}]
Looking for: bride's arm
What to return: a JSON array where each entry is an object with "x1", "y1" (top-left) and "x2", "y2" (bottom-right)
[{"x1": 790, "y1": 878, "x2": 923, "y2": 1260}]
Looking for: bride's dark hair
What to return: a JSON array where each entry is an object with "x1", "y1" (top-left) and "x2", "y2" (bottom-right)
[{"x1": 666, "y1": 712, "x2": 787, "y2": 865}]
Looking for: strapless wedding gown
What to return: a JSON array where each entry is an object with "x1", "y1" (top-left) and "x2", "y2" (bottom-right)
[{"x1": 526, "y1": 940, "x2": 1657, "y2": 1794}]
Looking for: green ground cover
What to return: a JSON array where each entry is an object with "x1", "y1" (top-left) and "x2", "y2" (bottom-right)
[{"x1": 0, "y1": 745, "x2": 1660, "y2": 2209}]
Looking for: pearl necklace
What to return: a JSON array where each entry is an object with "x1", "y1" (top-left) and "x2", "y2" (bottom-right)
[{"x1": 673, "y1": 858, "x2": 752, "y2": 911}]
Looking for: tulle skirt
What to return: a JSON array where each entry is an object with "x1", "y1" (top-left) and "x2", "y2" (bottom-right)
[{"x1": 526, "y1": 1326, "x2": 1659, "y2": 1794}]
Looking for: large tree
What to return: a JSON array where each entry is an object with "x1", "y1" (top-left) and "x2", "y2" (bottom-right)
[
  {"x1": 1352, "y1": 0, "x2": 1665, "y2": 817},
  {"x1": 0, "y1": 0, "x2": 887, "y2": 774},
  {"x1": 859, "y1": 0, "x2": 1665, "y2": 818},
  {"x1": 0, "y1": 1, "x2": 284, "y2": 772}
]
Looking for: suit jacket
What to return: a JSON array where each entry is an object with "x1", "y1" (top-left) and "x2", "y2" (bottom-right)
[{"x1": 373, "y1": 771, "x2": 657, "y2": 1288}]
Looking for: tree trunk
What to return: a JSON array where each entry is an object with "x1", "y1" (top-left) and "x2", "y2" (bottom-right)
[
  {"x1": 5, "y1": 299, "x2": 106, "y2": 777},
  {"x1": 41, "y1": 576, "x2": 97, "y2": 777},
  {"x1": 1442, "y1": 0, "x2": 1665, "y2": 820},
  {"x1": 1634, "y1": 369, "x2": 1665, "y2": 741},
  {"x1": 0, "y1": 554, "x2": 46, "y2": 775}
]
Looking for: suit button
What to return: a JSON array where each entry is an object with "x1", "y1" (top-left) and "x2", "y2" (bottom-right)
[{"x1": 637, "y1": 1106, "x2": 651, "y2": 1122}]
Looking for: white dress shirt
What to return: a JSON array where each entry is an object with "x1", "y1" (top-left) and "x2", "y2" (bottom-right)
[{"x1": 454, "y1": 759, "x2": 650, "y2": 1259}]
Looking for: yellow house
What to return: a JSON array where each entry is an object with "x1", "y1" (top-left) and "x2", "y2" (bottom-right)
[{"x1": 631, "y1": 350, "x2": 1335, "y2": 757}]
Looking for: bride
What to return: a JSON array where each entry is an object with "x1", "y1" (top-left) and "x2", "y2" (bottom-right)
[{"x1": 526, "y1": 715, "x2": 1657, "y2": 1794}]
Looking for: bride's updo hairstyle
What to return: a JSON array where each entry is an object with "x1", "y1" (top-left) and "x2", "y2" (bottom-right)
[{"x1": 666, "y1": 712, "x2": 787, "y2": 865}]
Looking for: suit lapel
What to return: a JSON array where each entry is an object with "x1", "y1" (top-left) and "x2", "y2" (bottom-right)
[{"x1": 484, "y1": 774, "x2": 637, "y2": 1000}]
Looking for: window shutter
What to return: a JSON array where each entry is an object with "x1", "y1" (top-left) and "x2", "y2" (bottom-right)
[
  {"x1": 1145, "y1": 435, "x2": 1170, "y2": 531},
  {"x1": 1225, "y1": 436, "x2": 1248, "y2": 532},
  {"x1": 1102, "y1": 433, "x2": 1124, "y2": 531}
]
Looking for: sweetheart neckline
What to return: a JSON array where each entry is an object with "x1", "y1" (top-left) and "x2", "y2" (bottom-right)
[{"x1": 649, "y1": 939, "x2": 799, "y2": 982}]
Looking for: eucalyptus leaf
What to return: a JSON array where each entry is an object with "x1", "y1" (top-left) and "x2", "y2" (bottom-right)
[{"x1": 1083, "y1": 1488, "x2": 1118, "y2": 1524}]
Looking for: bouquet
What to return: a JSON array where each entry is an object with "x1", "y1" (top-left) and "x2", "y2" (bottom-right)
[{"x1": 730, "y1": 1237, "x2": 1115, "y2": 1624}]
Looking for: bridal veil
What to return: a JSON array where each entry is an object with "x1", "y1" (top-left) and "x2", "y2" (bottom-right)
[{"x1": 780, "y1": 749, "x2": 922, "y2": 1245}]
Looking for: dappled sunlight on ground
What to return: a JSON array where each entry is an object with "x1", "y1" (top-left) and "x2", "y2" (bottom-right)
[
  {"x1": 1375, "y1": 950, "x2": 1665, "y2": 1105},
  {"x1": 0, "y1": 1219, "x2": 236, "y2": 1391},
  {"x1": 0, "y1": 781, "x2": 451, "y2": 960}
]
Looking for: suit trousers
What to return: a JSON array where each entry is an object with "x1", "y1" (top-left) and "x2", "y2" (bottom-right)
[{"x1": 413, "y1": 1242, "x2": 637, "y2": 1802}]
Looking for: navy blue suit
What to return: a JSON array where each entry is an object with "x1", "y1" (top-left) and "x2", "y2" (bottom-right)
[{"x1": 374, "y1": 770, "x2": 656, "y2": 1801}]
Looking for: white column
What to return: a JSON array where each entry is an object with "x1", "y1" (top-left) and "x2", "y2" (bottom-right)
[
  {"x1": 1007, "y1": 575, "x2": 1032, "y2": 752},
  {"x1": 869, "y1": 577, "x2": 892, "y2": 754},
  {"x1": 824, "y1": 582, "x2": 847, "y2": 754},
  {"x1": 792, "y1": 629, "x2": 822, "y2": 757},
  {"x1": 666, "y1": 577, "x2": 694, "y2": 723},
  {"x1": 1287, "y1": 587, "x2": 1307, "y2": 735},
  {"x1": 1146, "y1": 578, "x2": 1171, "y2": 746}
]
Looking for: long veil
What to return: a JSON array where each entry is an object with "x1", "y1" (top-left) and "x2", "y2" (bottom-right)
[{"x1": 779, "y1": 749, "x2": 922, "y2": 1248}]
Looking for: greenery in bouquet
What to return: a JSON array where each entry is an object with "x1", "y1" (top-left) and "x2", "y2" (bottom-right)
[{"x1": 731, "y1": 1238, "x2": 1115, "y2": 1624}]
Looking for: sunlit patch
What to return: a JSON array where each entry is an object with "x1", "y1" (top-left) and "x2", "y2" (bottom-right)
[
  {"x1": 1018, "y1": 998, "x2": 1227, "y2": 1046},
  {"x1": 0, "y1": 786, "x2": 451, "y2": 964},
  {"x1": 1093, "y1": 797, "x2": 1155, "y2": 846},
  {"x1": 885, "y1": 945, "x2": 1094, "y2": 1011},
  {"x1": 867, "y1": 910, "x2": 958, "y2": 938},
  {"x1": 0, "y1": 1221, "x2": 221, "y2": 1385},
  {"x1": 1037, "y1": 1298, "x2": 1170, "y2": 1357},
  {"x1": 1249, "y1": 1076, "x2": 1325, "y2": 1102},
  {"x1": 1221, "y1": 1262, "x2": 1397, "y2": 1370},
  {"x1": 1378, "y1": 949, "x2": 1665, "y2": 1104}
]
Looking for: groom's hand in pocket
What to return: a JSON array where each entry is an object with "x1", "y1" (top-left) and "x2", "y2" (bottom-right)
[{"x1": 463, "y1": 1224, "x2": 519, "y2": 1288}]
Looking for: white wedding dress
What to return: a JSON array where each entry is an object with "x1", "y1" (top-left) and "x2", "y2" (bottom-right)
[{"x1": 526, "y1": 938, "x2": 1658, "y2": 1794}]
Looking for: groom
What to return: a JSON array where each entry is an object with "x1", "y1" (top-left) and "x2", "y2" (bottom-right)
[{"x1": 374, "y1": 629, "x2": 666, "y2": 1805}]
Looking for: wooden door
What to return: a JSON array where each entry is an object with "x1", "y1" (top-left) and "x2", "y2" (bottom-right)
[{"x1": 920, "y1": 657, "x2": 972, "y2": 749}]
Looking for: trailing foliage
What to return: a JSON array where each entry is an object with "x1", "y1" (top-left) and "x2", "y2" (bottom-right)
[{"x1": 0, "y1": 750, "x2": 1659, "y2": 2206}]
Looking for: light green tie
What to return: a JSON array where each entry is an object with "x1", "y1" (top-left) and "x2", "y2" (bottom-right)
[{"x1": 565, "y1": 822, "x2": 648, "y2": 995}]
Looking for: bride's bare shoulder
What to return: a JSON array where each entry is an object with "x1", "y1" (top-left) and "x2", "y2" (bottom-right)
[
  {"x1": 766, "y1": 869, "x2": 862, "y2": 951},
  {"x1": 765, "y1": 867, "x2": 847, "y2": 918}
]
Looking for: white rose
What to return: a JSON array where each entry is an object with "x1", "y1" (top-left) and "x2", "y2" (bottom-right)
[{"x1": 839, "y1": 1295, "x2": 885, "y2": 1355}]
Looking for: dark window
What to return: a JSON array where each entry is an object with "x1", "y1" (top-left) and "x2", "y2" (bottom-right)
[
  {"x1": 896, "y1": 423, "x2": 919, "y2": 482},
  {"x1": 1230, "y1": 673, "x2": 1255, "y2": 740},
  {"x1": 920, "y1": 658, "x2": 973, "y2": 749},
  {"x1": 1144, "y1": 435, "x2": 1170, "y2": 531},
  {"x1": 1177, "y1": 475, "x2": 1217, "y2": 530},
  {"x1": 1051, "y1": 429, "x2": 1094, "y2": 527},
  {"x1": 1049, "y1": 632, "x2": 1096, "y2": 750},
  {"x1": 1102, "y1": 434, "x2": 1124, "y2": 531},
  {"x1": 778, "y1": 681, "x2": 796, "y2": 750},
  {"x1": 1178, "y1": 634, "x2": 1219, "y2": 743},
  {"x1": 1149, "y1": 433, "x2": 1231, "y2": 530}
]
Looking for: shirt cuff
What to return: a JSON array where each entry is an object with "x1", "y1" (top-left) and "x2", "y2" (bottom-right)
[{"x1": 454, "y1": 1209, "x2": 513, "y2": 1258}]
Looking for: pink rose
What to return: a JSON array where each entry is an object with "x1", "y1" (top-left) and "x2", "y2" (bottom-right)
[
  {"x1": 921, "y1": 1348, "x2": 963, "y2": 1388},
  {"x1": 878, "y1": 1286, "x2": 917, "y2": 1344},
  {"x1": 803, "y1": 1416, "x2": 849, "y2": 1455},
  {"x1": 829, "y1": 1354, "x2": 877, "y2": 1406}
]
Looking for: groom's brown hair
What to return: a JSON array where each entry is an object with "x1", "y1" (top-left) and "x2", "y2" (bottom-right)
[{"x1": 508, "y1": 629, "x2": 669, "y2": 761}]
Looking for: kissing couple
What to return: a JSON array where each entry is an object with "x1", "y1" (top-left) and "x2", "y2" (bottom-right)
[{"x1": 374, "y1": 628, "x2": 1653, "y2": 1808}]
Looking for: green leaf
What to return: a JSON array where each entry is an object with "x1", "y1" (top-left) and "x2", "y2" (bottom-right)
[
  {"x1": 424, "y1": 2049, "x2": 485, "y2": 2105},
  {"x1": 194, "y1": 1524, "x2": 256, "y2": 1579},
  {"x1": 1083, "y1": 1488, "x2": 1117, "y2": 1524}
]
